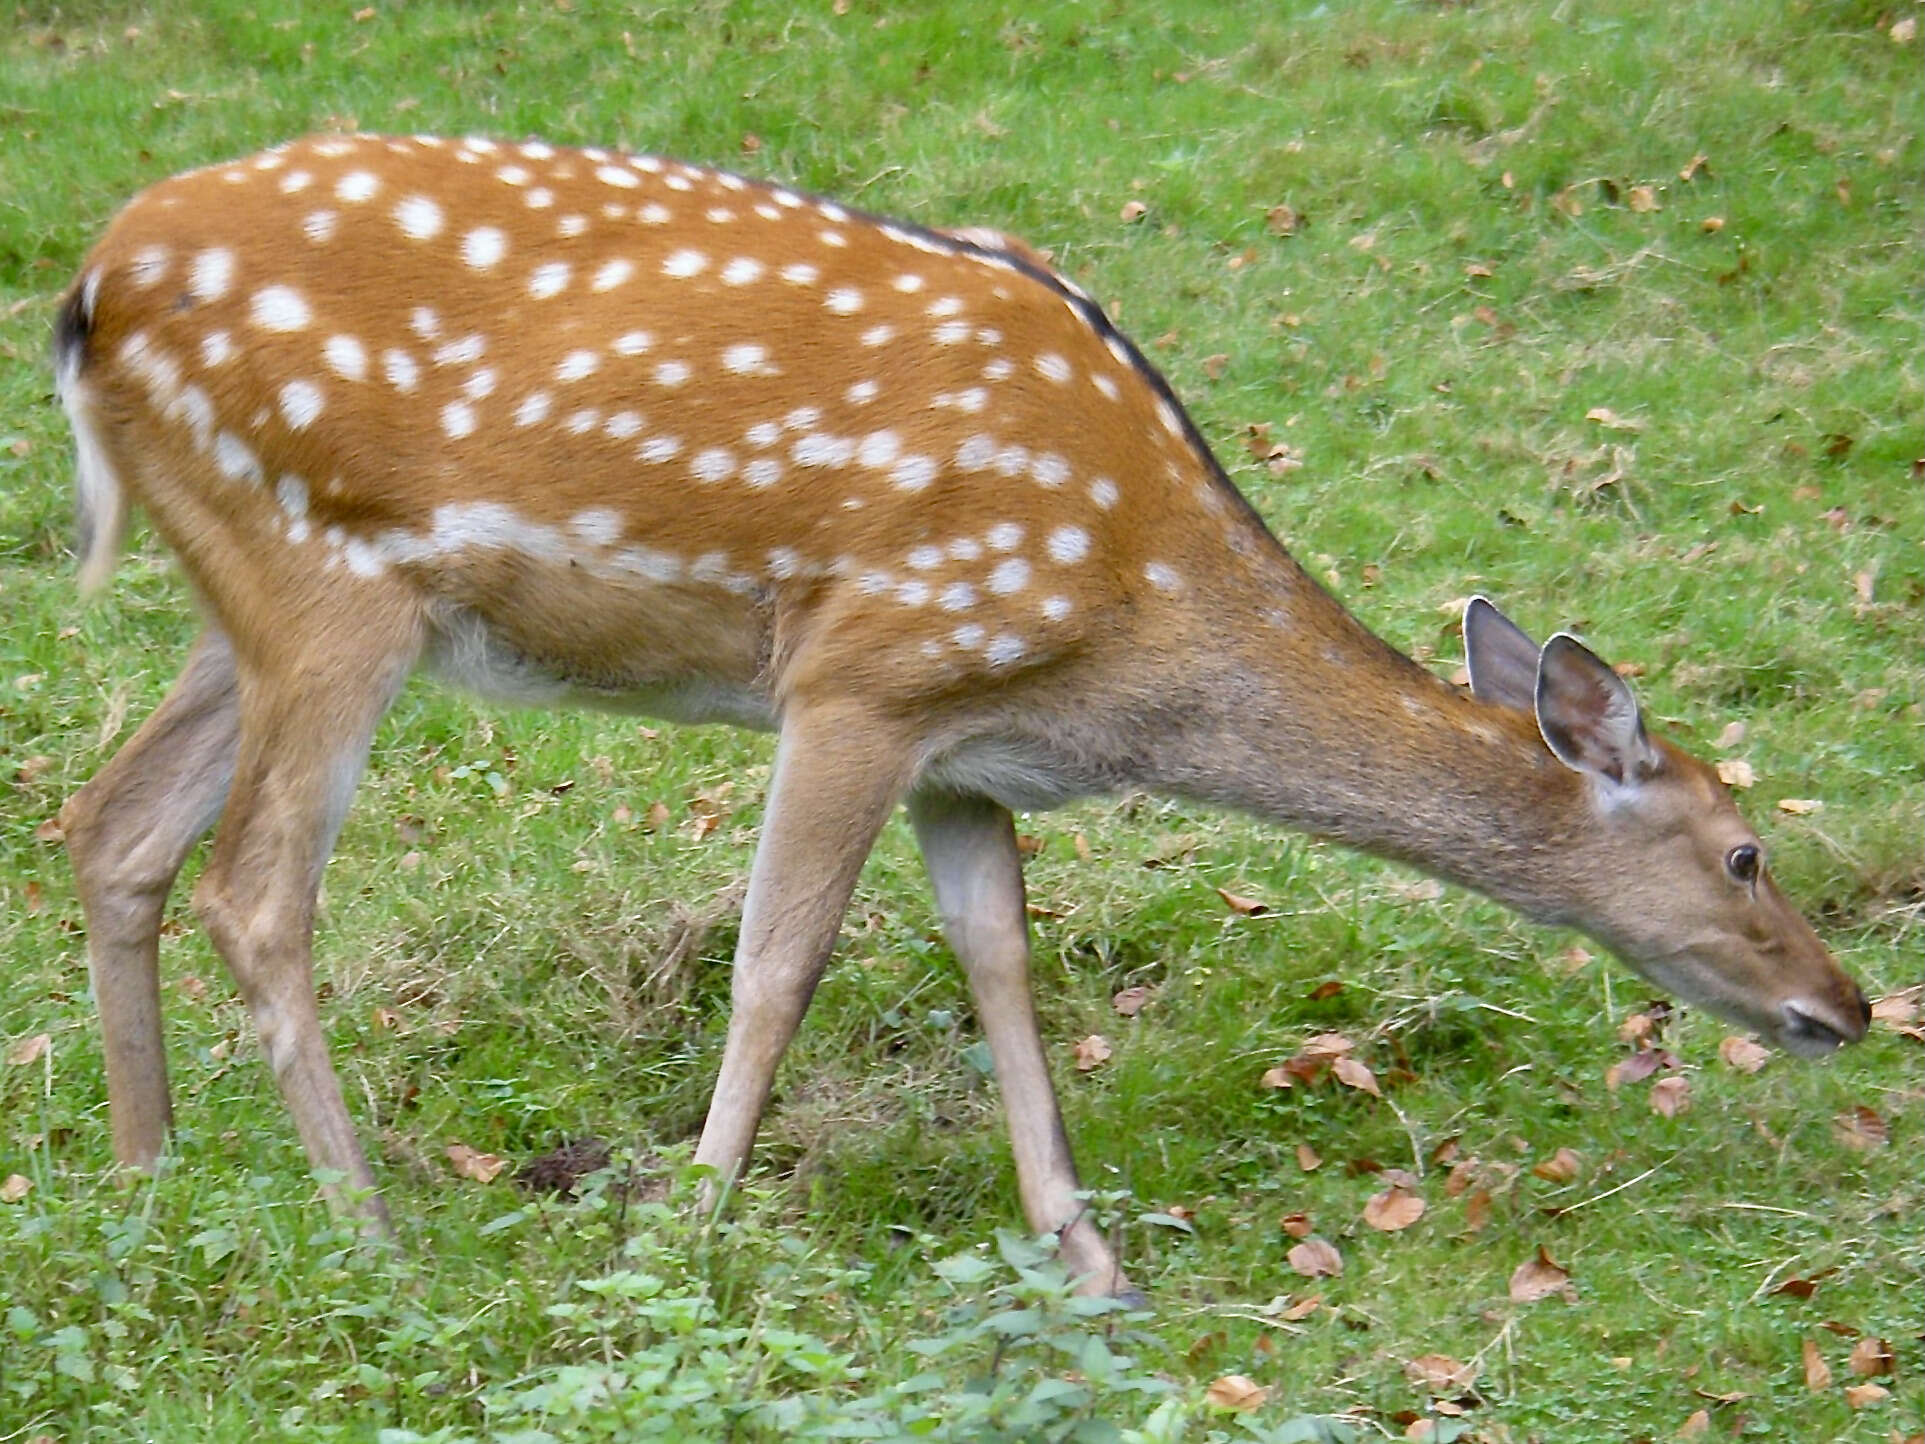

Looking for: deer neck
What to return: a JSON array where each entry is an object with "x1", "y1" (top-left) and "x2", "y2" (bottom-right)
[{"x1": 1135, "y1": 575, "x2": 1586, "y2": 924}]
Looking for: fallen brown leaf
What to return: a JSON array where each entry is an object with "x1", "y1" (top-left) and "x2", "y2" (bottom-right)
[
  {"x1": 1833, "y1": 1105, "x2": 1889, "y2": 1150},
  {"x1": 1650, "y1": 1075, "x2": 1691, "y2": 1117},
  {"x1": 1678, "y1": 1408, "x2": 1711, "y2": 1438},
  {"x1": 1776, "y1": 797, "x2": 1824, "y2": 816},
  {"x1": 5, "y1": 1033, "x2": 51, "y2": 1068},
  {"x1": 1205, "y1": 1374, "x2": 1270, "y2": 1411},
  {"x1": 1265, "y1": 203, "x2": 1303, "y2": 237},
  {"x1": 1119, "y1": 200, "x2": 1148, "y2": 223},
  {"x1": 1260, "y1": 1065, "x2": 1294, "y2": 1090},
  {"x1": 446, "y1": 1143, "x2": 505, "y2": 1183},
  {"x1": 1404, "y1": 1354, "x2": 1479, "y2": 1393},
  {"x1": 1296, "y1": 1142, "x2": 1322, "y2": 1171},
  {"x1": 1111, "y1": 986, "x2": 1153, "y2": 1017},
  {"x1": 1627, "y1": 185, "x2": 1660, "y2": 212},
  {"x1": 1216, "y1": 886, "x2": 1269, "y2": 916},
  {"x1": 1509, "y1": 1245, "x2": 1571, "y2": 1302},
  {"x1": 0, "y1": 1174, "x2": 30, "y2": 1203},
  {"x1": 1364, "y1": 1185, "x2": 1426, "y2": 1232},
  {"x1": 1715, "y1": 758, "x2": 1756, "y2": 789},
  {"x1": 1281, "y1": 1211, "x2": 1313, "y2": 1239},
  {"x1": 1718, "y1": 1036, "x2": 1770, "y2": 1073},
  {"x1": 1531, "y1": 1147, "x2": 1583, "y2": 1183},
  {"x1": 1072, "y1": 1034, "x2": 1113, "y2": 1072},
  {"x1": 1287, "y1": 1236, "x2": 1343, "y2": 1278},
  {"x1": 1803, "y1": 1337, "x2": 1832, "y2": 1392},
  {"x1": 1301, "y1": 1032, "x2": 1355, "y2": 1058},
  {"x1": 1463, "y1": 1187, "x2": 1493, "y2": 1233},
  {"x1": 1280, "y1": 1294, "x2": 1321, "y2": 1321},
  {"x1": 1843, "y1": 1382, "x2": 1890, "y2": 1410},
  {"x1": 1870, "y1": 989, "x2": 1920, "y2": 1027},
  {"x1": 1849, "y1": 1336, "x2": 1895, "y2": 1377},
  {"x1": 1333, "y1": 1055, "x2": 1382, "y2": 1097}
]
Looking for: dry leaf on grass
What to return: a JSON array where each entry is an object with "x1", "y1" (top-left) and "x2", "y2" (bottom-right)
[
  {"x1": 1363, "y1": 1185, "x2": 1426, "y2": 1232},
  {"x1": 0, "y1": 1174, "x2": 31, "y2": 1203},
  {"x1": 1111, "y1": 986, "x2": 1153, "y2": 1017},
  {"x1": 1715, "y1": 758, "x2": 1756, "y2": 788},
  {"x1": 446, "y1": 1143, "x2": 505, "y2": 1184},
  {"x1": 1678, "y1": 1408, "x2": 1711, "y2": 1437},
  {"x1": 1870, "y1": 987, "x2": 1921, "y2": 1027},
  {"x1": 1287, "y1": 1236, "x2": 1343, "y2": 1277},
  {"x1": 1776, "y1": 797, "x2": 1825, "y2": 815},
  {"x1": 1216, "y1": 886, "x2": 1269, "y2": 916},
  {"x1": 1832, "y1": 1105, "x2": 1889, "y2": 1149},
  {"x1": 1281, "y1": 1211, "x2": 1313, "y2": 1239},
  {"x1": 1509, "y1": 1245, "x2": 1571, "y2": 1302},
  {"x1": 1404, "y1": 1354, "x2": 1478, "y2": 1393},
  {"x1": 1650, "y1": 1074, "x2": 1691, "y2": 1117},
  {"x1": 1333, "y1": 1055, "x2": 1382, "y2": 1097},
  {"x1": 1848, "y1": 1336, "x2": 1895, "y2": 1376},
  {"x1": 1296, "y1": 1142, "x2": 1322, "y2": 1171},
  {"x1": 1205, "y1": 1374, "x2": 1269, "y2": 1411},
  {"x1": 1531, "y1": 1147, "x2": 1583, "y2": 1183},
  {"x1": 1072, "y1": 1034, "x2": 1113, "y2": 1072},
  {"x1": 5, "y1": 1033, "x2": 51, "y2": 1068},
  {"x1": 1280, "y1": 1294, "x2": 1321, "y2": 1321},
  {"x1": 1718, "y1": 1036, "x2": 1770, "y2": 1073},
  {"x1": 1803, "y1": 1337, "x2": 1832, "y2": 1391},
  {"x1": 1843, "y1": 1383, "x2": 1891, "y2": 1409},
  {"x1": 1302, "y1": 1032, "x2": 1354, "y2": 1057}
]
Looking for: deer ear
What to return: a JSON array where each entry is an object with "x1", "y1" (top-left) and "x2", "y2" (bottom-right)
[
  {"x1": 1534, "y1": 633, "x2": 1659, "y2": 783},
  {"x1": 1463, "y1": 596, "x2": 1540, "y2": 713}
]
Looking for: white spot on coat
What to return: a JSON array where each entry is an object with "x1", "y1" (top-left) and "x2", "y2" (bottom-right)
[
  {"x1": 335, "y1": 171, "x2": 379, "y2": 203},
  {"x1": 1046, "y1": 526, "x2": 1091, "y2": 564},
  {"x1": 462, "y1": 227, "x2": 508, "y2": 269},
  {"x1": 593, "y1": 258, "x2": 635, "y2": 292},
  {"x1": 557, "y1": 350, "x2": 600, "y2": 381},
  {"x1": 395, "y1": 195, "x2": 444, "y2": 238},
  {"x1": 441, "y1": 401, "x2": 478, "y2": 438},
  {"x1": 721, "y1": 257, "x2": 764, "y2": 286},
  {"x1": 383, "y1": 349, "x2": 420, "y2": 392},
  {"x1": 278, "y1": 379, "x2": 324, "y2": 430},
  {"x1": 324, "y1": 334, "x2": 367, "y2": 381},
  {"x1": 250, "y1": 286, "x2": 312, "y2": 332},
  {"x1": 988, "y1": 558, "x2": 1031, "y2": 595},
  {"x1": 529, "y1": 261, "x2": 571, "y2": 298},
  {"x1": 189, "y1": 248, "x2": 235, "y2": 301},
  {"x1": 662, "y1": 249, "x2": 708, "y2": 278}
]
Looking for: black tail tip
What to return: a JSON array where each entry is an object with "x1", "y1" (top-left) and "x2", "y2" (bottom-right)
[{"x1": 54, "y1": 282, "x2": 94, "y2": 381}]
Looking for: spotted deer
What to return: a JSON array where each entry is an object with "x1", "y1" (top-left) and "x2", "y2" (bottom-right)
[{"x1": 55, "y1": 133, "x2": 1868, "y2": 1297}]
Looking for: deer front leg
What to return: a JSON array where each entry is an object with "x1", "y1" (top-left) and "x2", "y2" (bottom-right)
[
  {"x1": 62, "y1": 628, "x2": 241, "y2": 1171},
  {"x1": 692, "y1": 701, "x2": 911, "y2": 1199},
  {"x1": 908, "y1": 789, "x2": 1135, "y2": 1301},
  {"x1": 190, "y1": 618, "x2": 418, "y2": 1226}
]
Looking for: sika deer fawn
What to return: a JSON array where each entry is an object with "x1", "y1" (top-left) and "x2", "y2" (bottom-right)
[{"x1": 55, "y1": 134, "x2": 1868, "y2": 1296}]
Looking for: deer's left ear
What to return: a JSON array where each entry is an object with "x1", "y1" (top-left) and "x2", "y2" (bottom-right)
[
  {"x1": 1463, "y1": 596, "x2": 1540, "y2": 713},
  {"x1": 1534, "y1": 633, "x2": 1661, "y2": 784}
]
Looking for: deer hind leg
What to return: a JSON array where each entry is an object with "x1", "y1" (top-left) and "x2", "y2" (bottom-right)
[
  {"x1": 190, "y1": 606, "x2": 422, "y2": 1226},
  {"x1": 692, "y1": 701, "x2": 912, "y2": 1196},
  {"x1": 62, "y1": 628, "x2": 241, "y2": 1171},
  {"x1": 908, "y1": 789, "x2": 1135, "y2": 1300}
]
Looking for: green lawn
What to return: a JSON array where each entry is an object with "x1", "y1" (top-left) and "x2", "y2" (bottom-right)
[{"x1": 1, "y1": 2, "x2": 1919, "y2": 1440}]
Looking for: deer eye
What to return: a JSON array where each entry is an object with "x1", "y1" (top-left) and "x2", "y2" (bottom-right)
[{"x1": 1726, "y1": 843, "x2": 1761, "y2": 885}]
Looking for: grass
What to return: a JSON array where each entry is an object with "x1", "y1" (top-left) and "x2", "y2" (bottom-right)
[{"x1": 2, "y1": 0, "x2": 1920, "y2": 1439}]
